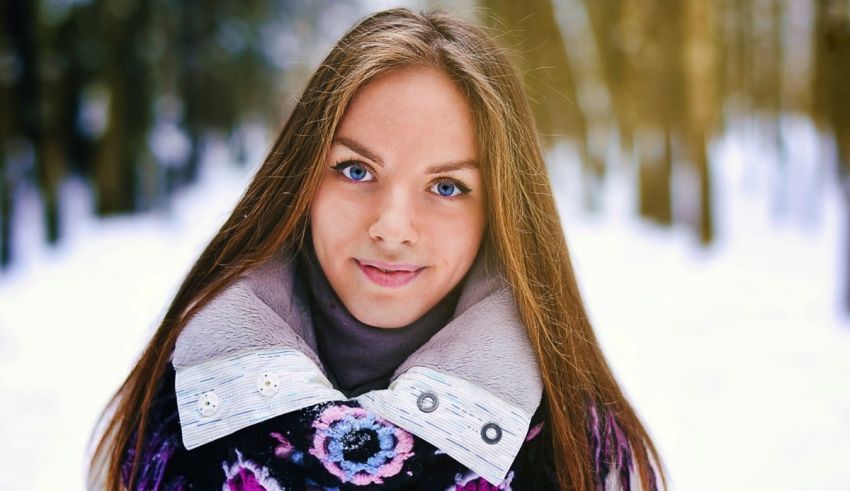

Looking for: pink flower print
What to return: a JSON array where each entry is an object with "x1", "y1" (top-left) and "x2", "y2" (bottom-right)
[
  {"x1": 308, "y1": 404, "x2": 415, "y2": 485},
  {"x1": 450, "y1": 470, "x2": 514, "y2": 491},
  {"x1": 270, "y1": 432, "x2": 293, "y2": 459},
  {"x1": 525, "y1": 421, "x2": 544, "y2": 442},
  {"x1": 221, "y1": 449, "x2": 284, "y2": 491}
]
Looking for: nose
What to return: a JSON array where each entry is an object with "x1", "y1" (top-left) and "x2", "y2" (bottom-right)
[{"x1": 368, "y1": 188, "x2": 418, "y2": 246}]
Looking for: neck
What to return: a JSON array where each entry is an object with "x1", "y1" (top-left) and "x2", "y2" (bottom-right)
[{"x1": 296, "y1": 239, "x2": 463, "y2": 397}]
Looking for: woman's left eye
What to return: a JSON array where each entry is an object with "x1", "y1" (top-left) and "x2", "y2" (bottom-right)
[{"x1": 430, "y1": 179, "x2": 469, "y2": 198}]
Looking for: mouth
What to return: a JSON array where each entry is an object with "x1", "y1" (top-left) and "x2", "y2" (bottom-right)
[{"x1": 355, "y1": 259, "x2": 425, "y2": 287}]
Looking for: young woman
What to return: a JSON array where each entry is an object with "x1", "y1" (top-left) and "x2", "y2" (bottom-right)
[{"x1": 89, "y1": 8, "x2": 665, "y2": 491}]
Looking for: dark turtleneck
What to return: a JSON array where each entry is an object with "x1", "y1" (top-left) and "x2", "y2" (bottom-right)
[{"x1": 296, "y1": 238, "x2": 463, "y2": 398}]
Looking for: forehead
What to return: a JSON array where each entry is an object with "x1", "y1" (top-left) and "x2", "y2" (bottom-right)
[{"x1": 333, "y1": 65, "x2": 478, "y2": 165}]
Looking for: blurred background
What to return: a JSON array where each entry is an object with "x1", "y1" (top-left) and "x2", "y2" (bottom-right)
[{"x1": 1, "y1": 0, "x2": 848, "y2": 489}]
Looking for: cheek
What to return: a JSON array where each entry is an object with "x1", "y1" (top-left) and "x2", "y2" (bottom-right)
[
  {"x1": 426, "y1": 204, "x2": 486, "y2": 265},
  {"x1": 310, "y1": 180, "x2": 365, "y2": 243}
]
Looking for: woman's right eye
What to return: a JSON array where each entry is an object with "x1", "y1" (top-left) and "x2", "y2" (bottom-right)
[{"x1": 330, "y1": 160, "x2": 375, "y2": 182}]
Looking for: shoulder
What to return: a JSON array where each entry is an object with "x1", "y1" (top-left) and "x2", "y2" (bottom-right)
[
  {"x1": 507, "y1": 395, "x2": 560, "y2": 489},
  {"x1": 120, "y1": 364, "x2": 187, "y2": 489},
  {"x1": 511, "y1": 396, "x2": 659, "y2": 491}
]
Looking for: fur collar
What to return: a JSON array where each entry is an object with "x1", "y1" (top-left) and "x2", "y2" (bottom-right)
[{"x1": 172, "y1": 249, "x2": 543, "y2": 416}]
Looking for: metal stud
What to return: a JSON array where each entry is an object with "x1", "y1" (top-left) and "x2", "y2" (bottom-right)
[
  {"x1": 481, "y1": 422, "x2": 502, "y2": 444},
  {"x1": 416, "y1": 391, "x2": 439, "y2": 413}
]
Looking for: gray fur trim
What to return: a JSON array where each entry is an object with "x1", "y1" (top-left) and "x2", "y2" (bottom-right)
[{"x1": 172, "y1": 253, "x2": 324, "y2": 373}]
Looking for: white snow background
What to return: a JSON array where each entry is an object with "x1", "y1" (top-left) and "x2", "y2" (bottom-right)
[{"x1": 1, "y1": 112, "x2": 849, "y2": 490}]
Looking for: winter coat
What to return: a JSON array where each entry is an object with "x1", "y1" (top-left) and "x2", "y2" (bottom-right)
[{"x1": 120, "y1": 251, "x2": 641, "y2": 490}]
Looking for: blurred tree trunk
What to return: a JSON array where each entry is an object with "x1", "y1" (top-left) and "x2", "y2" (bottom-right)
[
  {"x1": 38, "y1": 8, "x2": 72, "y2": 244},
  {"x1": 4, "y1": 0, "x2": 41, "y2": 266},
  {"x1": 61, "y1": 7, "x2": 95, "y2": 179},
  {"x1": 93, "y1": 0, "x2": 154, "y2": 215},
  {"x1": 813, "y1": 0, "x2": 850, "y2": 312},
  {"x1": 769, "y1": 0, "x2": 786, "y2": 221},
  {"x1": 0, "y1": 82, "x2": 10, "y2": 268},
  {"x1": 39, "y1": 106, "x2": 64, "y2": 244},
  {"x1": 481, "y1": 0, "x2": 600, "y2": 209},
  {"x1": 683, "y1": 0, "x2": 718, "y2": 244},
  {"x1": 0, "y1": 5, "x2": 16, "y2": 268},
  {"x1": 749, "y1": 0, "x2": 786, "y2": 220},
  {"x1": 584, "y1": 0, "x2": 637, "y2": 155},
  {"x1": 720, "y1": 0, "x2": 755, "y2": 117},
  {"x1": 179, "y1": 0, "x2": 203, "y2": 187},
  {"x1": 627, "y1": 0, "x2": 686, "y2": 225}
]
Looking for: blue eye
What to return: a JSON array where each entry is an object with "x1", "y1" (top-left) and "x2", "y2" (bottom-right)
[
  {"x1": 431, "y1": 179, "x2": 470, "y2": 198},
  {"x1": 434, "y1": 181, "x2": 459, "y2": 197},
  {"x1": 346, "y1": 165, "x2": 368, "y2": 181},
  {"x1": 331, "y1": 160, "x2": 375, "y2": 182}
]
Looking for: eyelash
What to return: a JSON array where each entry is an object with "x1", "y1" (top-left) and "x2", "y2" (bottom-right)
[{"x1": 329, "y1": 159, "x2": 472, "y2": 199}]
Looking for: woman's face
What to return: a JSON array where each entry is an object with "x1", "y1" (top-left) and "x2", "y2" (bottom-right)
[{"x1": 310, "y1": 65, "x2": 486, "y2": 328}]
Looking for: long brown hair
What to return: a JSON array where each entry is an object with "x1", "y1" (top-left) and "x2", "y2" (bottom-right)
[{"x1": 88, "y1": 8, "x2": 666, "y2": 490}]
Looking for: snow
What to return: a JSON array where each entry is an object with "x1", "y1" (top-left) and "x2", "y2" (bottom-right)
[{"x1": 1, "y1": 117, "x2": 849, "y2": 490}]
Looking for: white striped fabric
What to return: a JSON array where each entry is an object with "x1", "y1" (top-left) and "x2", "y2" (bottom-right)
[
  {"x1": 356, "y1": 366, "x2": 532, "y2": 485},
  {"x1": 175, "y1": 347, "x2": 532, "y2": 486},
  {"x1": 175, "y1": 348, "x2": 346, "y2": 449}
]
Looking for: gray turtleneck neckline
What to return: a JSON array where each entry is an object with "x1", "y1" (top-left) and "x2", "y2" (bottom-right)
[{"x1": 296, "y1": 238, "x2": 464, "y2": 397}]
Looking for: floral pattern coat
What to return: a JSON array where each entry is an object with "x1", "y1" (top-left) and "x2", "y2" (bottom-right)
[
  {"x1": 120, "y1": 252, "x2": 643, "y2": 491},
  {"x1": 123, "y1": 363, "x2": 555, "y2": 490}
]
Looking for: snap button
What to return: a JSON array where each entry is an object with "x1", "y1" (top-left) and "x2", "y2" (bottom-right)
[
  {"x1": 197, "y1": 391, "x2": 219, "y2": 417},
  {"x1": 256, "y1": 372, "x2": 280, "y2": 396},
  {"x1": 416, "y1": 391, "x2": 439, "y2": 413},
  {"x1": 481, "y1": 422, "x2": 502, "y2": 444}
]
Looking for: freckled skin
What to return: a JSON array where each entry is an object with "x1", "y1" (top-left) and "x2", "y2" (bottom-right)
[{"x1": 310, "y1": 65, "x2": 486, "y2": 328}]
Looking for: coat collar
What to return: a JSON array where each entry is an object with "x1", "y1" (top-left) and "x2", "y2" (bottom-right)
[
  {"x1": 173, "y1": 248, "x2": 543, "y2": 412},
  {"x1": 171, "y1": 248, "x2": 543, "y2": 485}
]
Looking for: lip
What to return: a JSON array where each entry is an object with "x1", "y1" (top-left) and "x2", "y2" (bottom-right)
[
  {"x1": 356, "y1": 259, "x2": 425, "y2": 287},
  {"x1": 357, "y1": 259, "x2": 423, "y2": 272}
]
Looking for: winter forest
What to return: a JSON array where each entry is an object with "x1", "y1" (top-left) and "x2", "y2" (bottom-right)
[{"x1": 1, "y1": 0, "x2": 849, "y2": 490}]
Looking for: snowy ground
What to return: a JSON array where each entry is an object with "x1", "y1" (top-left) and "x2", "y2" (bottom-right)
[{"x1": 1, "y1": 117, "x2": 848, "y2": 490}]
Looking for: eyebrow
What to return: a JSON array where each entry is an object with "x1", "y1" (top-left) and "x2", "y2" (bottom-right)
[{"x1": 332, "y1": 136, "x2": 479, "y2": 174}]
